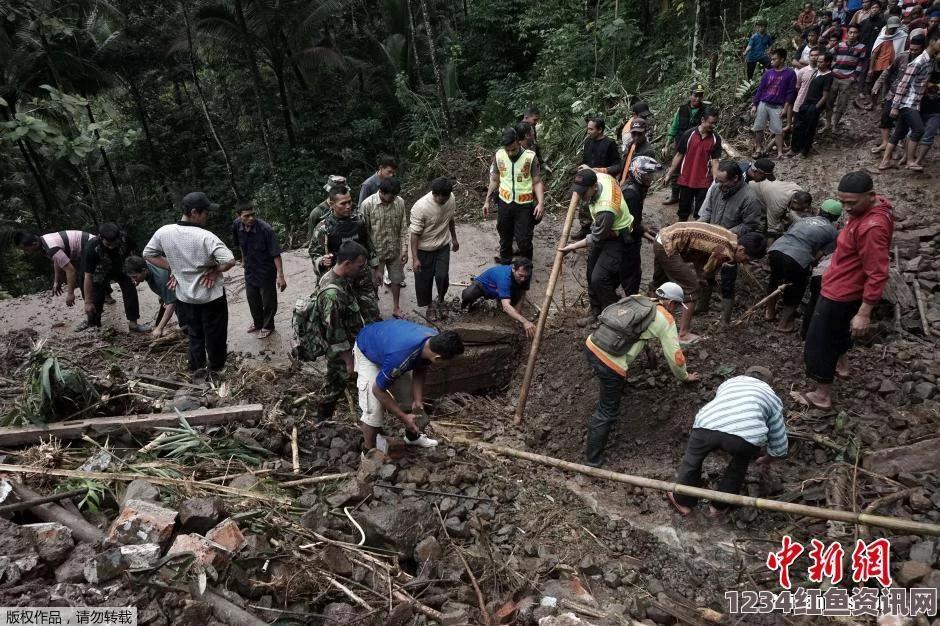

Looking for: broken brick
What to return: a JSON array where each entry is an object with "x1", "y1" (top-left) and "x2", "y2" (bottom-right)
[
  {"x1": 166, "y1": 533, "x2": 232, "y2": 569},
  {"x1": 23, "y1": 522, "x2": 74, "y2": 565},
  {"x1": 205, "y1": 518, "x2": 246, "y2": 553},
  {"x1": 84, "y1": 544, "x2": 161, "y2": 584},
  {"x1": 106, "y1": 499, "x2": 178, "y2": 546}
]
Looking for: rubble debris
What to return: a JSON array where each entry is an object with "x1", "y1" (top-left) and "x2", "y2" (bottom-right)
[
  {"x1": 105, "y1": 498, "x2": 177, "y2": 546},
  {"x1": 178, "y1": 496, "x2": 225, "y2": 534}
]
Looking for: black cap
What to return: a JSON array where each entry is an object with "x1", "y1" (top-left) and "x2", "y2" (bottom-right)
[
  {"x1": 630, "y1": 119, "x2": 649, "y2": 133},
  {"x1": 632, "y1": 101, "x2": 652, "y2": 118},
  {"x1": 838, "y1": 171, "x2": 874, "y2": 193},
  {"x1": 572, "y1": 169, "x2": 597, "y2": 194},
  {"x1": 501, "y1": 128, "x2": 518, "y2": 146},
  {"x1": 182, "y1": 192, "x2": 219, "y2": 212},
  {"x1": 690, "y1": 83, "x2": 705, "y2": 95}
]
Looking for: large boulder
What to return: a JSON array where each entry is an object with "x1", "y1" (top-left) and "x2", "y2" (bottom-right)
[{"x1": 359, "y1": 499, "x2": 434, "y2": 555}]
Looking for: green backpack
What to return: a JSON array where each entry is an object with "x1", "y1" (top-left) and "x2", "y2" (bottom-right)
[
  {"x1": 591, "y1": 295, "x2": 658, "y2": 356},
  {"x1": 291, "y1": 284, "x2": 341, "y2": 361}
]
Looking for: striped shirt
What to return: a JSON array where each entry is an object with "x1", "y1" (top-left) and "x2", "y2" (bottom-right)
[
  {"x1": 693, "y1": 376, "x2": 788, "y2": 457},
  {"x1": 832, "y1": 41, "x2": 867, "y2": 80},
  {"x1": 361, "y1": 192, "x2": 409, "y2": 260},
  {"x1": 658, "y1": 222, "x2": 737, "y2": 275},
  {"x1": 142, "y1": 222, "x2": 235, "y2": 304},
  {"x1": 892, "y1": 51, "x2": 935, "y2": 111},
  {"x1": 41, "y1": 230, "x2": 93, "y2": 268}
]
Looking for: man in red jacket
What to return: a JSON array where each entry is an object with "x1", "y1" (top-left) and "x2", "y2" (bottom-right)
[{"x1": 792, "y1": 171, "x2": 893, "y2": 409}]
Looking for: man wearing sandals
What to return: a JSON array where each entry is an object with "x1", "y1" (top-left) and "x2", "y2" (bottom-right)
[
  {"x1": 668, "y1": 366, "x2": 787, "y2": 518},
  {"x1": 232, "y1": 199, "x2": 287, "y2": 339},
  {"x1": 792, "y1": 171, "x2": 892, "y2": 410},
  {"x1": 877, "y1": 28, "x2": 940, "y2": 171}
]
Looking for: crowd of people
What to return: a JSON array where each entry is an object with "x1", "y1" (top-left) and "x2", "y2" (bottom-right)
[{"x1": 10, "y1": 3, "x2": 918, "y2": 517}]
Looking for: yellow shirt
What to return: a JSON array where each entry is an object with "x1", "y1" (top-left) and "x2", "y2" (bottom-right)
[{"x1": 586, "y1": 305, "x2": 688, "y2": 379}]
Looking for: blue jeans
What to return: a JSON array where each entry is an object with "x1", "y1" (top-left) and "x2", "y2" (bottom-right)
[{"x1": 583, "y1": 346, "x2": 626, "y2": 467}]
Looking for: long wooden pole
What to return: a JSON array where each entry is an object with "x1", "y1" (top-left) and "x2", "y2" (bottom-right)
[
  {"x1": 467, "y1": 441, "x2": 940, "y2": 536},
  {"x1": 514, "y1": 191, "x2": 582, "y2": 425}
]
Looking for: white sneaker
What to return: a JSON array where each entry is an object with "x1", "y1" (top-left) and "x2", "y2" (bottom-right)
[
  {"x1": 376, "y1": 433, "x2": 389, "y2": 453},
  {"x1": 405, "y1": 434, "x2": 438, "y2": 448}
]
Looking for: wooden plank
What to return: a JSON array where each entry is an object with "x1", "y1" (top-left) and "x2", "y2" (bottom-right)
[{"x1": 0, "y1": 404, "x2": 264, "y2": 447}]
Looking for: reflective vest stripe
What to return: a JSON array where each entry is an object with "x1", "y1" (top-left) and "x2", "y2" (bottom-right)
[{"x1": 495, "y1": 148, "x2": 535, "y2": 204}]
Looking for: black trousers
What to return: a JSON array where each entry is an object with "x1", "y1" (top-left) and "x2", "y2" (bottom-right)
[
  {"x1": 768, "y1": 251, "x2": 810, "y2": 308},
  {"x1": 800, "y1": 275, "x2": 822, "y2": 339},
  {"x1": 414, "y1": 245, "x2": 450, "y2": 307},
  {"x1": 677, "y1": 186, "x2": 708, "y2": 221},
  {"x1": 804, "y1": 295, "x2": 861, "y2": 384},
  {"x1": 496, "y1": 199, "x2": 535, "y2": 260},
  {"x1": 587, "y1": 236, "x2": 626, "y2": 315},
  {"x1": 177, "y1": 294, "x2": 229, "y2": 373},
  {"x1": 674, "y1": 428, "x2": 760, "y2": 509},
  {"x1": 619, "y1": 238, "x2": 643, "y2": 297},
  {"x1": 246, "y1": 282, "x2": 278, "y2": 330},
  {"x1": 790, "y1": 104, "x2": 821, "y2": 156},
  {"x1": 88, "y1": 274, "x2": 140, "y2": 327}
]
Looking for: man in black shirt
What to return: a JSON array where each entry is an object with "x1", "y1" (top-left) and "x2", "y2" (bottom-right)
[
  {"x1": 572, "y1": 117, "x2": 621, "y2": 240},
  {"x1": 81, "y1": 222, "x2": 147, "y2": 332},
  {"x1": 789, "y1": 51, "x2": 834, "y2": 157},
  {"x1": 608, "y1": 119, "x2": 658, "y2": 182},
  {"x1": 619, "y1": 156, "x2": 663, "y2": 296}
]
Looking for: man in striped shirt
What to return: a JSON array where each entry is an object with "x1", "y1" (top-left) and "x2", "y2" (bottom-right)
[
  {"x1": 15, "y1": 229, "x2": 94, "y2": 309},
  {"x1": 667, "y1": 367, "x2": 788, "y2": 517},
  {"x1": 827, "y1": 25, "x2": 868, "y2": 128},
  {"x1": 877, "y1": 28, "x2": 940, "y2": 171}
]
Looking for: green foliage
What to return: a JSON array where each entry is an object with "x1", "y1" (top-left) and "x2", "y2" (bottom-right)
[
  {"x1": 149, "y1": 412, "x2": 269, "y2": 464},
  {"x1": 6, "y1": 342, "x2": 100, "y2": 425},
  {"x1": 60, "y1": 479, "x2": 111, "y2": 513}
]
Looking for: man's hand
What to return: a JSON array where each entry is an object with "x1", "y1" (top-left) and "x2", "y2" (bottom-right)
[
  {"x1": 412, "y1": 256, "x2": 422, "y2": 272},
  {"x1": 373, "y1": 268, "x2": 384, "y2": 287},
  {"x1": 533, "y1": 203, "x2": 544, "y2": 220},
  {"x1": 400, "y1": 412, "x2": 419, "y2": 434},
  {"x1": 754, "y1": 455, "x2": 779, "y2": 465},
  {"x1": 52, "y1": 281, "x2": 64, "y2": 296},
  {"x1": 65, "y1": 291, "x2": 76, "y2": 307},
  {"x1": 577, "y1": 164, "x2": 590, "y2": 171},
  {"x1": 683, "y1": 372, "x2": 702, "y2": 383},
  {"x1": 151, "y1": 327, "x2": 164, "y2": 339},
  {"x1": 321, "y1": 254, "x2": 335, "y2": 269},
  {"x1": 850, "y1": 311, "x2": 871, "y2": 338},
  {"x1": 400, "y1": 252, "x2": 408, "y2": 266},
  {"x1": 523, "y1": 320, "x2": 536, "y2": 338},
  {"x1": 167, "y1": 275, "x2": 177, "y2": 291},
  {"x1": 750, "y1": 105, "x2": 757, "y2": 116},
  {"x1": 200, "y1": 267, "x2": 220, "y2": 288},
  {"x1": 451, "y1": 240, "x2": 460, "y2": 253},
  {"x1": 482, "y1": 199, "x2": 491, "y2": 218},
  {"x1": 890, "y1": 108, "x2": 899, "y2": 119},
  {"x1": 276, "y1": 273, "x2": 287, "y2": 292}
]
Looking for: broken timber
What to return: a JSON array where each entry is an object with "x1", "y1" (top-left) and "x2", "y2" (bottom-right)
[
  {"x1": 465, "y1": 441, "x2": 940, "y2": 536},
  {"x1": 0, "y1": 405, "x2": 263, "y2": 447}
]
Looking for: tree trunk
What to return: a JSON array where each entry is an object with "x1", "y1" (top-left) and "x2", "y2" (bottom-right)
[
  {"x1": 418, "y1": 0, "x2": 452, "y2": 137},
  {"x1": 272, "y1": 64, "x2": 297, "y2": 149},
  {"x1": 180, "y1": 0, "x2": 241, "y2": 199},
  {"x1": 406, "y1": 0, "x2": 423, "y2": 86},
  {"x1": 84, "y1": 105, "x2": 126, "y2": 211},
  {"x1": 14, "y1": 139, "x2": 60, "y2": 226},
  {"x1": 121, "y1": 75, "x2": 166, "y2": 182},
  {"x1": 691, "y1": 0, "x2": 701, "y2": 75}
]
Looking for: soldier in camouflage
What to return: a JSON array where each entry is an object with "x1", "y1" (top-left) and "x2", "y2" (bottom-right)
[
  {"x1": 311, "y1": 185, "x2": 381, "y2": 322},
  {"x1": 307, "y1": 175, "x2": 348, "y2": 263},
  {"x1": 315, "y1": 241, "x2": 379, "y2": 421}
]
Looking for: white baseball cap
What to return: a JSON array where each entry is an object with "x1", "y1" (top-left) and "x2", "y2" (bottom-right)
[{"x1": 655, "y1": 282, "x2": 689, "y2": 308}]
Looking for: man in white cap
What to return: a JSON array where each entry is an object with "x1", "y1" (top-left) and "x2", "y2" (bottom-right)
[
  {"x1": 667, "y1": 365, "x2": 787, "y2": 518},
  {"x1": 581, "y1": 283, "x2": 701, "y2": 467}
]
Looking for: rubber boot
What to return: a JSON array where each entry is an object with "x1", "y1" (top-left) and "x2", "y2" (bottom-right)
[
  {"x1": 720, "y1": 298, "x2": 734, "y2": 325},
  {"x1": 695, "y1": 283, "x2": 713, "y2": 313},
  {"x1": 316, "y1": 401, "x2": 336, "y2": 422},
  {"x1": 584, "y1": 423, "x2": 613, "y2": 467}
]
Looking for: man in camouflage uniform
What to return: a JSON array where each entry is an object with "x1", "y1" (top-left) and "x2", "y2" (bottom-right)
[
  {"x1": 316, "y1": 241, "x2": 379, "y2": 421},
  {"x1": 311, "y1": 185, "x2": 381, "y2": 322},
  {"x1": 307, "y1": 174, "x2": 347, "y2": 263}
]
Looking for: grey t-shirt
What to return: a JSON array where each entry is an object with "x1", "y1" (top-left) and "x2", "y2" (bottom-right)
[
  {"x1": 359, "y1": 173, "x2": 381, "y2": 207},
  {"x1": 769, "y1": 216, "x2": 838, "y2": 268}
]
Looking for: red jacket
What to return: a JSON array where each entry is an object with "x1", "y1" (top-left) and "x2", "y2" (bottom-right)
[{"x1": 821, "y1": 196, "x2": 894, "y2": 304}]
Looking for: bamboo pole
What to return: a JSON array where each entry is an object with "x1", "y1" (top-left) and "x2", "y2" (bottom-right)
[
  {"x1": 464, "y1": 441, "x2": 940, "y2": 536},
  {"x1": 731, "y1": 282, "x2": 789, "y2": 327},
  {"x1": 913, "y1": 280, "x2": 931, "y2": 337},
  {"x1": 514, "y1": 191, "x2": 581, "y2": 425},
  {"x1": 0, "y1": 487, "x2": 87, "y2": 514},
  {"x1": 278, "y1": 472, "x2": 352, "y2": 488}
]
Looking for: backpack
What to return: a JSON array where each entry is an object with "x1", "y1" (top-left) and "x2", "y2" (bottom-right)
[
  {"x1": 591, "y1": 295, "x2": 658, "y2": 356},
  {"x1": 291, "y1": 284, "x2": 341, "y2": 361}
]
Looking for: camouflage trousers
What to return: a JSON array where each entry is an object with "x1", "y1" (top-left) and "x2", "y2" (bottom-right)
[
  {"x1": 319, "y1": 354, "x2": 357, "y2": 407},
  {"x1": 354, "y1": 273, "x2": 381, "y2": 323}
]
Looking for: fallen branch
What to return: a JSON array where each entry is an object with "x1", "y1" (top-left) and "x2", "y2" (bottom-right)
[
  {"x1": 204, "y1": 588, "x2": 269, "y2": 626},
  {"x1": 326, "y1": 575, "x2": 373, "y2": 611},
  {"x1": 0, "y1": 405, "x2": 264, "y2": 447},
  {"x1": 278, "y1": 472, "x2": 352, "y2": 488},
  {"x1": 9, "y1": 483, "x2": 104, "y2": 544},
  {"x1": 859, "y1": 488, "x2": 918, "y2": 539},
  {"x1": 0, "y1": 464, "x2": 293, "y2": 506},
  {"x1": 461, "y1": 441, "x2": 940, "y2": 536},
  {"x1": 913, "y1": 280, "x2": 932, "y2": 337},
  {"x1": 0, "y1": 487, "x2": 87, "y2": 515},
  {"x1": 731, "y1": 283, "x2": 789, "y2": 327},
  {"x1": 291, "y1": 426, "x2": 300, "y2": 474}
]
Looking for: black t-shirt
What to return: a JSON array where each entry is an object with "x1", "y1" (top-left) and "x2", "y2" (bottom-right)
[
  {"x1": 581, "y1": 136, "x2": 620, "y2": 168},
  {"x1": 859, "y1": 14, "x2": 885, "y2": 49},
  {"x1": 805, "y1": 71, "x2": 834, "y2": 107}
]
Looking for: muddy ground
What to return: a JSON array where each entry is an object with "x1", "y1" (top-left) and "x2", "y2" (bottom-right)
[{"x1": 0, "y1": 100, "x2": 937, "y2": 626}]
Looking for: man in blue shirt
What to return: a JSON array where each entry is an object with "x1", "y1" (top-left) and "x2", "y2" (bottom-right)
[
  {"x1": 231, "y1": 199, "x2": 287, "y2": 339},
  {"x1": 460, "y1": 258, "x2": 535, "y2": 337},
  {"x1": 354, "y1": 320, "x2": 464, "y2": 451},
  {"x1": 744, "y1": 19, "x2": 774, "y2": 79}
]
